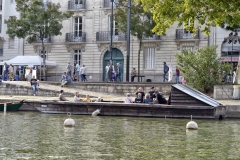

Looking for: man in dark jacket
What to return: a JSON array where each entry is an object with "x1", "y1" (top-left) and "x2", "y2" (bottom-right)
[
  {"x1": 149, "y1": 86, "x2": 155, "y2": 99},
  {"x1": 163, "y1": 62, "x2": 169, "y2": 82},
  {"x1": 152, "y1": 90, "x2": 167, "y2": 104}
]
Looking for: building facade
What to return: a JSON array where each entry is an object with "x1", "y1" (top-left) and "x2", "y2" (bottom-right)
[
  {"x1": 23, "y1": 0, "x2": 209, "y2": 82},
  {"x1": 0, "y1": 0, "x2": 23, "y2": 66}
]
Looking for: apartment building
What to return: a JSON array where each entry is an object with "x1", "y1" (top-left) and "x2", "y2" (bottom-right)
[
  {"x1": 0, "y1": 0, "x2": 23, "y2": 67},
  {"x1": 23, "y1": 0, "x2": 210, "y2": 82}
]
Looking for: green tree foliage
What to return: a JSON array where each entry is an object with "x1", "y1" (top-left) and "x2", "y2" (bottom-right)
[
  {"x1": 5, "y1": 0, "x2": 73, "y2": 75},
  {"x1": 115, "y1": 0, "x2": 156, "y2": 81},
  {"x1": 136, "y1": 0, "x2": 240, "y2": 35},
  {"x1": 175, "y1": 45, "x2": 230, "y2": 93}
]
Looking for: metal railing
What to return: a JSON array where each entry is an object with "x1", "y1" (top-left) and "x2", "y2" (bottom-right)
[
  {"x1": 176, "y1": 29, "x2": 200, "y2": 39},
  {"x1": 68, "y1": 0, "x2": 86, "y2": 10},
  {"x1": 66, "y1": 32, "x2": 86, "y2": 42},
  {"x1": 96, "y1": 31, "x2": 126, "y2": 41},
  {"x1": 35, "y1": 37, "x2": 51, "y2": 43},
  {"x1": 142, "y1": 34, "x2": 161, "y2": 40},
  {"x1": 103, "y1": 0, "x2": 118, "y2": 8}
]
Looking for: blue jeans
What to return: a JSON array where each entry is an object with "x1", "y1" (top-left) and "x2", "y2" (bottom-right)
[
  {"x1": 163, "y1": 73, "x2": 168, "y2": 82},
  {"x1": 32, "y1": 84, "x2": 37, "y2": 95},
  {"x1": 175, "y1": 76, "x2": 179, "y2": 83},
  {"x1": 3, "y1": 70, "x2": 8, "y2": 81},
  {"x1": 116, "y1": 73, "x2": 122, "y2": 82},
  {"x1": 81, "y1": 74, "x2": 85, "y2": 82}
]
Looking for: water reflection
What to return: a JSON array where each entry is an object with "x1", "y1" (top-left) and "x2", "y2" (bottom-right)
[{"x1": 0, "y1": 112, "x2": 239, "y2": 159}]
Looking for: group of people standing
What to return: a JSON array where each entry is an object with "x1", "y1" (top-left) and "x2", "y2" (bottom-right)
[
  {"x1": 124, "y1": 87, "x2": 168, "y2": 104},
  {"x1": 105, "y1": 62, "x2": 122, "y2": 82},
  {"x1": 163, "y1": 62, "x2": 181, "y2": 84},
  {"x1": 61, "y1": 62, "x2": 87, "y2": 87}
]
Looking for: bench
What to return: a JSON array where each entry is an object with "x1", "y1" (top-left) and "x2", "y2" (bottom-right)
[{"x1": 135, "y1": 75, "x2": 145, "y2": 82}]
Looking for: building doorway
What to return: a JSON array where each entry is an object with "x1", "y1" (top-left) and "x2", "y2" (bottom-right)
[{"x1": 103, "y1": 48, "x2": 124, "y2": 81}]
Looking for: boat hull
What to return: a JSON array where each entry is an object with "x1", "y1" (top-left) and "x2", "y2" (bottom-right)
[
  {"x1": 0, "y1": 102, "x2": 23, "y2": 111},
  {"x1": 23, "y1": 100, "x2": 226, "y2": 119}
]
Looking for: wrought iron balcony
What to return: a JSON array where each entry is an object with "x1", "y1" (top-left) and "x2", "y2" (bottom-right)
[
  {"x1": 66, "y1": 32, "x2": 86, "y2": 42},
  {"x1": 68, "y1": 0, "x2": 86, "y2": 10},
  {"x1": 35, "y1": 37, "x2": 51, "y2": 43},
  {"x1": 142, "y1": 34, "x2": 161, "y2": 40},
  {"x1": 96, "y1": 31, "x2": 126, "y2": 41},
  {"x1": 176, "y1": 29, "x2": 200, "y2": 39},
  {"x1": 103, "y1": 0, "x2": 118, "y2": 8}
]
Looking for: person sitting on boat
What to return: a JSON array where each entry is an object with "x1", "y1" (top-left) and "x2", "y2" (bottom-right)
[
  {"x1": 30, "y1": 75, "x2": 38, "y2": 96},
  {"x1": 59, "y1": 90, "x2": 68, "y2": 101},
  {"x1": 134, "y1": 87, "x2": 145, "y2": 102},
  {"x1": 83, "y1": 95, "x2": 92, "y2": 102},
  {"x1": 95, "y1": 97, "x2": 103, "y2": 102},
  {"x1": 73, "y1": 92, "x2": 82, "y2": 102},
  {"x1": 124, "y1": 93, "x2": 133, "y2": 103},
  {"x1": 143, "y1": 93, "x2": 153, "y2": 104},
  {"x1": 148, "y1": 86, "x2": 155, "y2": 100},
  {"x1": 135, "y1": 93, "x2": 143, "y2": 103},
  {"x1": 152, "y1": 90, "x2": 167, "y2": 104}
]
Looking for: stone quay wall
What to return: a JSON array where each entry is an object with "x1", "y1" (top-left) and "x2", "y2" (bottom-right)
[
  {"x1": 214, "y1": 85, "x2": 233, "y2": 100},
  {"x1": 49, "y1": 82, "x2": 173, "y2": 96}
]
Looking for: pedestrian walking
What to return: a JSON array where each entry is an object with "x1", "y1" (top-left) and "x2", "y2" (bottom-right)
[
  {"x1": 116, "y1": 63, "x2": 122, "y2": 82},
  {"x1": 175, "y1": 66, "x2": 180, "y2": 83},
  {"x1": 105, "y1": 63, "x2": 110, "y2": 82},
  {"x1": 66, "y1": 62, "x2": 72, "y2": 78},
  {"x1": 163, "y1": 62, "x2": 169, "y2": 82}
]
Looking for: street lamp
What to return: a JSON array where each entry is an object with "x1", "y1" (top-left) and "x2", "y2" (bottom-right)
[{"x1": 108, "y1": 0, "x2": 114, "y2": 81}]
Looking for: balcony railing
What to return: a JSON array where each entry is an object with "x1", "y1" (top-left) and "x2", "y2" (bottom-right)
[
  {"x1": 96, "y1": 31, "x2": 126, "y2": 41},
  {"x1": 35, "y1": 37, "x2": 51, "y2": 43},
  {"x1": 176, "y1": 29, "x2": 200, "y2": 39},
  {"x1": 68, "y1": 0, "x2": 86, "y2": 10},
  {"x1": 142, "y1": 34, "x2": 161, "y2": 40},
  {"x1": 103, "y1": 0, "x2": 118, "y2": 8},
  {"x1": 66, "y1": 32, "x2": 86, "y2": 42}
]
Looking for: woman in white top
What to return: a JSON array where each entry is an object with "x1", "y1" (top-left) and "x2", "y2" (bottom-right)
[{"x1": 124, "y1": 93, "x2": 133, "y2": 103}]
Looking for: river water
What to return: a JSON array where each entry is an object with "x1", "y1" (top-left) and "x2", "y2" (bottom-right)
[{"x1": 0, "y1": 112, "x2": 239, "y2": 159}]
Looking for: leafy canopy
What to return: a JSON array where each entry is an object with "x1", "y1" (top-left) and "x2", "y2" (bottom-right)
[
  {"x1": 115, "y1": 0, "x2": 156, "y2": 40},
  {"x1": 136, "y1": 0, "x2": 240, "y2": 35},
  {"x1": 5, "y1": 0, "x2": 73, "y2": 44},
  {"x1": 176, "y1": 45, "x2": 230, "y2": 93}
]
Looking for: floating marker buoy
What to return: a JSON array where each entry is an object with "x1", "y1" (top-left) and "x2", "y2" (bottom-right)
[
  {"x1": 186, "y1": 121, "x2": 198, "y2": 130},
  {"x1": 92, "y1": 109, "x2": 100, "y2": 116},
  {"x1": 64, "y1": 112, "x2": 75, "y2": 127},
  {"x1": 64, "y1": 118, "x2": 75, "y2": 127},
  {"x1": 186, "y1": 115, "x2": 198, "y2": 130}
]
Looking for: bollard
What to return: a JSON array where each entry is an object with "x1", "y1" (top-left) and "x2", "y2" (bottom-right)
[{"x1": 4, "y1": 103, "x2": 7, "y2": 114}]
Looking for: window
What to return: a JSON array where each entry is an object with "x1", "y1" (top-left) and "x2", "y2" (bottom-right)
[
  {"x1": 73, "y1": 50, "x2": 81, "y2": 65},
  {"x1": 182, "y1": 46, "x2": 194, "y2": 52},
  {"x1": 9, "y1": 38, "x2": 14, "y2": 48},
  {"x1": 75, "y1": 0, "x2": 83, "y2": 4},
  {"x1": 39, "y1": 50, "x2": 47, "y2": 60},
  {"x1": 11, "y1": 0, "x2": 15, "y2": 3},
  {"x1": 144, "y1": 48, "x2": 155, "y2": 69},
  {"x1": 0, "y1": 49, "x2": 3, "y2": 56},
  {"x1": 74, "y1": 17, "x2": 82, "y2": 37},
  {"x1": 108, "y1": 16, "x2": 118, "y2": 35}
]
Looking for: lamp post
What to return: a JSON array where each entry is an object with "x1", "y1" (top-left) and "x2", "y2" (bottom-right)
[
  {"x1": 108, "y1": 0, "x2": 114, "y2": 81},
  {"x1": 126, "y1": 0, "x2": 131, "y2": 82}
]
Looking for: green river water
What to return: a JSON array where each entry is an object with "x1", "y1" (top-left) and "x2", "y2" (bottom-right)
[{"x1": 0, "y1": 112, "x2": 239, "y2": 160}]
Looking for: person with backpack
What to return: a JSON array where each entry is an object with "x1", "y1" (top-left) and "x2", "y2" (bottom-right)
[{"x1": 163, "y1": 62, "x2": 169, "y2": 82}]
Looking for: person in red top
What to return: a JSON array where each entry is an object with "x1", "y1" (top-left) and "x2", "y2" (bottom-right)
[{"x1": 175, "y1": 66, "x2": 180, "y2": 83}]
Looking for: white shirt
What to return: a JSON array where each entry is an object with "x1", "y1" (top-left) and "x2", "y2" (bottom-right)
[{"x1": 73, "y1": 95, "x2": 80, "y2": 102}]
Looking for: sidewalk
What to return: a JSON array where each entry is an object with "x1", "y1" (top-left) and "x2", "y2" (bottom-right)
[{"x1": 2, "y1": 81, "x2": 126, "y2": 101}]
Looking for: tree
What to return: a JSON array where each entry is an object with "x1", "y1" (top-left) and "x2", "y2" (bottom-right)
[
  {"x1": 175, "y1": 45, "x2": 231, "y2": 93},
  {"x1": 136, "y1": 0, "x2": 240, "y2": 35},
  {"x1": 115, "y1": 0, "x2": 156, "y2": 82},
  {"x1": 5, "y1": 0, "x2": 73, "y2": 77}
]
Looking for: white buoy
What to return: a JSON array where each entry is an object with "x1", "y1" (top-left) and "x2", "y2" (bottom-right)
[
  {"x1": 64, "y1": 112, "x2": 75, "y2": 127},
  {"x1": 92, "y1": 109, "x2": 100, "y2": 116},
  {"x1": 64, "y1": 118, "x2": 75, "y2": 127},
  {"x1": 186, "y1": 115, "x2": 198, "y2": 130}
]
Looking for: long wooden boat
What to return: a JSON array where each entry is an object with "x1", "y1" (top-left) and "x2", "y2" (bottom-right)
[
  {"x1": 0, "y1": 100, "x2": 24, "y2": 111},
  {"x1": 23, "y1": 84, "x2": 227, "y2": 119},
  {"x1": 22, "y1": 100, "x2": 226, "y2": 119}
]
